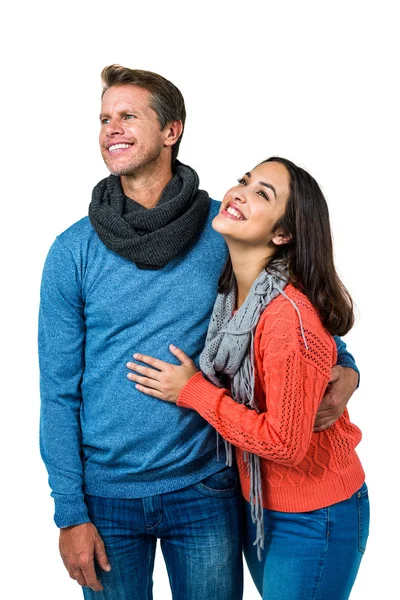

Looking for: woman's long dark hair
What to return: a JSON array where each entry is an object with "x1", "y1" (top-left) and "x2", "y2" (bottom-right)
[{"x1": 218, "y1": 157, "x2": 354, "y2": 336}]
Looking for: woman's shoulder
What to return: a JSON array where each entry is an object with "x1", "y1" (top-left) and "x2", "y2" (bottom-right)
[
  {"x1": 260, "y1": 284, "x2": 319, "y2": 324},
  {"x1": 257, "y1": 284, "x2": 336, "y2": 367}
]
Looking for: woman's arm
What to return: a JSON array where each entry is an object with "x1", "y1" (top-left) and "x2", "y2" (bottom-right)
[
  {"x1": 128, "y1": 304, "x2": 335, "y2": 466},
  {"x1": 177, "y1": 351, "x2": 330, "y2": 466}
]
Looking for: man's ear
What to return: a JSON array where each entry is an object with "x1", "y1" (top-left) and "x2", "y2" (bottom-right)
[
  {"x1": 164, "y1": 120, "x2": 183, "y2": 147},
  {"x1": 272, "y1": 227, "x2": 292, "y2": 246}
]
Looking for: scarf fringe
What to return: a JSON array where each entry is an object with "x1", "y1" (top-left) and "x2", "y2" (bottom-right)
[{"x1": 200, "y1": 267, "x2": 309, "y2": 561}]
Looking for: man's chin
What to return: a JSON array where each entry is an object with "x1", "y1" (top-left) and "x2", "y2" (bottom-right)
[{"x1": 104, "y1": 161, "x2": 135, "y2": 177}]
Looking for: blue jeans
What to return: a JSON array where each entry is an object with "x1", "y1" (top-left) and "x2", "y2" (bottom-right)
[
  {"x1": 243, "y1": 483, "x2": 369, "y2": 600},
  {"x1": 82, "y1": 465, "x2": 243, "y2": 600}
]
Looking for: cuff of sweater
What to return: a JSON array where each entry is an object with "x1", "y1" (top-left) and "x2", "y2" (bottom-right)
[
  {"x1": 336, "y1": 355, "x2": 360, "y2": 388},
  {"x1": 177, "y1": 371, "x2": 216, "y2": 410},
  {"x1": 52, "y1": 493, "x2": 90, "y2": 528}
]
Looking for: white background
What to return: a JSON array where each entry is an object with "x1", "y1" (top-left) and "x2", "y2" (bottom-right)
[{"x1": 1, "y1": 0, "x2": 399, "y2": 598}]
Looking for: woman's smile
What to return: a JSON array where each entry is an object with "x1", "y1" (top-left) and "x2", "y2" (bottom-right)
[{"x1": 221, "y1": 202, "x2": 246, "y2": 221}]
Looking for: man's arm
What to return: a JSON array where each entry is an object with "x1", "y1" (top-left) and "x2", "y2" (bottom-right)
[
  {"x1": 313, "y1": 336, "x2": 359, "y2": 432},
  {"x1": 39, "y1": 236, "x2": 110, "y2": 590},
  {"x1": 333, "y1": 335, "x2": 360, "y2": 381},
  {"x1": 39, "y1": 236, "x2": 88, "y2": 527}
]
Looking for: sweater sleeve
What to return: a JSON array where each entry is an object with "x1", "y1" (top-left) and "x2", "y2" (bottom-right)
[
  {"x1": 333, "y1": 335, "x2": 360, "y2": 386},
  {"x1": 39, "y1": 237, "x2": 89, "y2": 528},
  {"x1": 177, "y1": 308, "x2": 334, "y2": 467}
]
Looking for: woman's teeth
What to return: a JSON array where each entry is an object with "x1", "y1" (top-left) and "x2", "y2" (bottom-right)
[{"x1": 227, "y1": 206, "x2": 244, "y2": 220}]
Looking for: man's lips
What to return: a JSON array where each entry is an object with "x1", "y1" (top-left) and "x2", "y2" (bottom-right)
[
  {"x1": 220, "y1": 202, "x2": 246, "y2": 221},
  {"x1": 106, "y1": 142, "x2": 133, "y2": 153}
]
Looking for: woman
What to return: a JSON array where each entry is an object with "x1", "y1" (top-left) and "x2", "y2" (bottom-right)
[{"x1": 126, "y1": 157, "x2": 369, "y2": 599}]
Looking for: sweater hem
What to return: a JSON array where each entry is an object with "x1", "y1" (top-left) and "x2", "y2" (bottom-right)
[
  {"x1": 240, "y1": 453, "x2": 365, "y2": 512},
  {"x1": 82, "y1": 448, "x2": 228, "y2": 500}
]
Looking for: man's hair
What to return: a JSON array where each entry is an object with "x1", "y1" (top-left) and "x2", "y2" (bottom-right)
[{"x1": 101, "y1": 65, "x2": 186, "y2": 164}]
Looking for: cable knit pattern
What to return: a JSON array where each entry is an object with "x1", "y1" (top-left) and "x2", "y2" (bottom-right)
[{"x1": 178, "y1": 285, "x2": 364, "y2": 512}]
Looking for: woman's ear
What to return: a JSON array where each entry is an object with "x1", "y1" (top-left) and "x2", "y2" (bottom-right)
[{"x1": 272, "y1": 228, "x2": 292, "y2": 246}]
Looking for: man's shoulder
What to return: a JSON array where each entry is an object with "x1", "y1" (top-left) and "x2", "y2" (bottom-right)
[
  {"x1": 50, "y1": 217, "x2": 99, "y2": 262},
  {"x1": 209, "y1": 198, "x2": 222, "y2": 216},
  {"x1": 57, "y1": 216, "x2": 94, "y2": 244}
]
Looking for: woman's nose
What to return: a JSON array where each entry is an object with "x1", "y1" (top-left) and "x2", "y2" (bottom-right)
[{"x1": 233, "y1": 190, "x2": 247, "y2": 204}]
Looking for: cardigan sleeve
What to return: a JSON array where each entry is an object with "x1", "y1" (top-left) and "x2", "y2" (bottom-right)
[{"x1": 177, "y1": 303, "x2": 335, "y2": 467}]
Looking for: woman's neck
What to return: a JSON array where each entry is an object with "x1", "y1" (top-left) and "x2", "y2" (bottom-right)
[{"x1": 228, "y1": 242, "x2": 275, "y2": 309}]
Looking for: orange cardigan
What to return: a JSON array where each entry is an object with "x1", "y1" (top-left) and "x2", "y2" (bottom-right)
[{"x1": 177, "y1": 285, "x2": 365, "y2": 512}]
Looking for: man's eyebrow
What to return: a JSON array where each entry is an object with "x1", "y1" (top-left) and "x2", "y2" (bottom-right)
[
  {"x1": 245, "y1": 172, "x2": 277, "y2": 199},
  {"x1": 99, "y1": 107, "x2": 138, "y2": 120}
]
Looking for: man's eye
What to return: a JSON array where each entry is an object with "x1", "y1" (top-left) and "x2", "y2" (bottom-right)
[
  {"x1": 101, "y1": 118, "x2": 110, "y2": 125},
  {"x1": 237, "y1": 178, "x2": 247, "y2": 185},
  {"x1": 124, "y1": 114, "x2": 135, "y2": 120}
]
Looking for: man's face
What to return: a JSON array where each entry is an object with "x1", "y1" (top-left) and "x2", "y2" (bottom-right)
[{"x1": 99, "y1": 85, "x2": 168, "y2": 176}]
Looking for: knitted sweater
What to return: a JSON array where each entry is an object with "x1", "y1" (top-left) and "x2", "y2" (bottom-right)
[
  {"x1": 178, "y1": 285, "x2": 364, "y2": 512},
  {"x1": 39, "y1": 201, "x2": 229, "y2": 528}
]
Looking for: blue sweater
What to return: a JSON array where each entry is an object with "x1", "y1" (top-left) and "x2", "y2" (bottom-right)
[{"x1": 39, "y1": 200, "x2": 359, "y2": 528}]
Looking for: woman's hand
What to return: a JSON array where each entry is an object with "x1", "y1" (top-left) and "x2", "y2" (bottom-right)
[{"x1": 126, "y1": 344, "x2": 198, "y2": 403}]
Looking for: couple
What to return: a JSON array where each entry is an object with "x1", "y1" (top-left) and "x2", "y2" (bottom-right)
[{"x1": 39, "y1": 65, "x2": 369, "y2": 600}]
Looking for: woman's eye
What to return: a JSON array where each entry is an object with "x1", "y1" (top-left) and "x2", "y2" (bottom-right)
[
  {"x1": 258, "y1": 190, "x2": 269, "y2": 201},
  {"x1": 237, "y1": 178, "x2": 247, "y2": 185}
]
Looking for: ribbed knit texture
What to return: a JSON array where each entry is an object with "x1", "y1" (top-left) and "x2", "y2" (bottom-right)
[
  {"x1": 178, "y1": 285, "x2": 365, "y2": 512},
  {"x1": 39, "y1": 202, "x2": 228, "y2": 528},
  {"x1": 88, "y1": 161, "x2": 210, "y2": 270}
]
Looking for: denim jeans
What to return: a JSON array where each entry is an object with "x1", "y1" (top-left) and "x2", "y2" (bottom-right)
[
  {"x1": 243, "y1": 482, "x2": 369, "y2": 600},
  {"x1": 82, "y1": 465, "x2": 243, "y2": 600}
]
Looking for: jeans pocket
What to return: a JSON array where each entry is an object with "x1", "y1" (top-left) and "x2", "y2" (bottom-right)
[
  {"x1": 193, "y1": 465, "x2": 240, "y2": 498},
  {"x1": 357, "y1": 482, "x2": 370, "y2": 553}
]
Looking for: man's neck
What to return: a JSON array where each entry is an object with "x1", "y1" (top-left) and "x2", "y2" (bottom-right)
[{"x1": 120, "y1": 162, "x2": 173, "y2": 209}]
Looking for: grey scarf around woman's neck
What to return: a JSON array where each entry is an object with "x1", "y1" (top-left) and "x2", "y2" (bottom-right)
[
  {"x1": 88, "y1": 161, "x2": 210, "y2": 270},
  {"x1": 200, "y1": 268, "x2": 291, "y2": 559}
]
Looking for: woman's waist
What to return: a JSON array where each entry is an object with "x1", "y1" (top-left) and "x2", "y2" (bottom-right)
[{"x1": 237, "y1": 447, "x2": 365, "y2": 512}]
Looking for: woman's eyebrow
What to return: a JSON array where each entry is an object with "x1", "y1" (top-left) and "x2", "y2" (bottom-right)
[{"x1": 259, "y1": 181, "x2": 277, "y2": 199}]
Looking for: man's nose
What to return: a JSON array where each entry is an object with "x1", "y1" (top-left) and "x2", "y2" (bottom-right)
[{"x1": 105, "y1": 118, "x2": 124, "y2": 136}]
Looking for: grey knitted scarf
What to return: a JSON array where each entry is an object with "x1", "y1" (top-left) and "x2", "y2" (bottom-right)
[
  {"x1": 200, "y1": 268, "x2": 290, "y2": 559},
  {"x1": 89, "y1": 161, "x2": 210, "y2": 270}
]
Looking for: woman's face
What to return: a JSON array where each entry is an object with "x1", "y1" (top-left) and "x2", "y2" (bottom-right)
[{"x1": 213, "y1": 161, "x2": 291, "y2": 248}]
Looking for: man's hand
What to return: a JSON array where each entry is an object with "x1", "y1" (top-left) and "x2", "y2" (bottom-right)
[
  {"x1": 59, "y1": 522, "x2": 111, "y2": 592},
  {"x1": 314, "y1": 366, "x2": 359, "y2": 432}
]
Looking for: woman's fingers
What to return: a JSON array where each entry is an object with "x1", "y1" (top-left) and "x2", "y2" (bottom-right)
[
  {"x1": 169, "y1": 344, "x2": 193, "y2": 366},
  {"x1": 135, "y1": 383, "x2": 173, "y2": 401},
  {"x1": 132, "y1": 353, "x2": 167, "y2": 370},
  {"x1": 131, "y1": 347, "x2": 194, "y2": 370},
  {"x1": 126, "y1": 362, "x2": 161, "y2": 380},
  {"x1": 127, "y1": 372, "x2": 163, "y2": 391}
]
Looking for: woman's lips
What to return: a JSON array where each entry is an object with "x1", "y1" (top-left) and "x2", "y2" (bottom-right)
[{"x1": 221, "y1": 203, "x2": 246, "y2": 220}]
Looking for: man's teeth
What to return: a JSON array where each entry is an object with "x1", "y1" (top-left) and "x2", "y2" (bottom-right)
[
  {"x1": 227, "y1": 206, "x2": 244, "y2": 220},
  {"x1": 109, "y1": 143, "x2": 131, "y2": 152}
]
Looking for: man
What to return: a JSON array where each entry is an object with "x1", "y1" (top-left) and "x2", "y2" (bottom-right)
[{"x1": 39, "y1": 65, "x2": 359, "y2": 600}]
